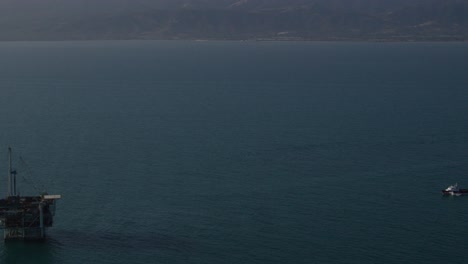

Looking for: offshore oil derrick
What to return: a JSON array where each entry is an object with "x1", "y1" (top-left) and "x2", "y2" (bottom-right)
[{"x1": 0, "y1": 147, "x2": 61, "y2": 240}]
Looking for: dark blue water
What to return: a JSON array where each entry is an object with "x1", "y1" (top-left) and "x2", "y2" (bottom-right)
[{"x1": 0, "y1": 41, "x2": 467, "y2": 263}]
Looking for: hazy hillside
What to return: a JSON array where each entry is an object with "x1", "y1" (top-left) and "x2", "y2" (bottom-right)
[{"x1": 0, "y1": 0, "x2": 467, "y2": 41}]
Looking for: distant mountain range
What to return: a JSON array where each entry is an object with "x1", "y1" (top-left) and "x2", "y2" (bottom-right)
[{"x1": 0, "y1": 0, "x2": 467, "y2": 41}]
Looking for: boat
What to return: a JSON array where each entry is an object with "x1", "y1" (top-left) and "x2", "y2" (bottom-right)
[
  {"x1": 0, "y1": 147, "x2": 61, "y2": 240},
  {"x1": 442, "y1": 183, "x2": 468, "y2": 196}
]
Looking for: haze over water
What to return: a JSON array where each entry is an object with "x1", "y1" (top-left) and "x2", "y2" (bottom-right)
[{"x1": 0, "y1": 41, "x2": 467, "y2": 263}]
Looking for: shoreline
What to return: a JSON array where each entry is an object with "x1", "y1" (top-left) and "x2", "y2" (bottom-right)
[{"x1": 0, "y1": 37, "x2": 467, "y2": 43}]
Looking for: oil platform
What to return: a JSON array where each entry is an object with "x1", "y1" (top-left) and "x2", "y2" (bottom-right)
[{"x1": 0, "y1": 147, "x2": 61, "y2": 240}]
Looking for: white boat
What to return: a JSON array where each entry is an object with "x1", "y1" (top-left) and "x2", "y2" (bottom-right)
[{"x1": 442, "y1": 183, "x2": 468, "y2": 195}]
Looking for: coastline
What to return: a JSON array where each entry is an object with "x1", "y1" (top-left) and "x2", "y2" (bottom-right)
[{"x1": 0, "y1": 36, "x2": 467, "y2": 43}]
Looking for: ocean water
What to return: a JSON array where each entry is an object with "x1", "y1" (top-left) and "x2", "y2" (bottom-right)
[{"x1": 0, "y1": 41, "x2": 467, "y2": 263}]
